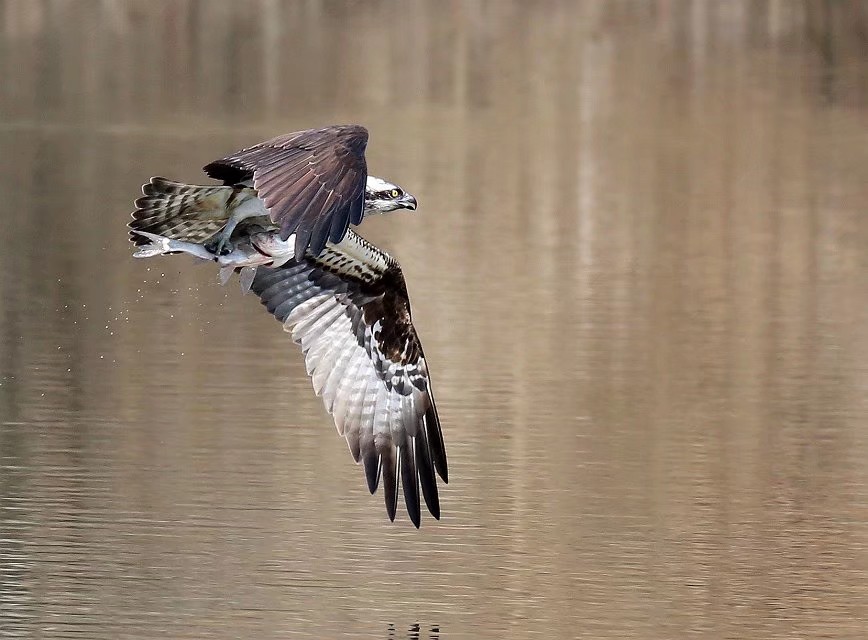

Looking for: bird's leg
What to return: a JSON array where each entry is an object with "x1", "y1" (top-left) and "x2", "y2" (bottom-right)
[
  {"x1": 204, "y1": 197, "x2": 269, "y2": 256},
  {"x1": 204, "y1": 218, "x2": 241, "y2": 256}
]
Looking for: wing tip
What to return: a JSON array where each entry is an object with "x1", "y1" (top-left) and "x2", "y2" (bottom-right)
[
  {"x1": 424, "y1": 404, "x2": 448, "y2": 484},
  {"x1": 399, "y1": 445, "x2": 421, "y2": 528},
  {"x1": 382, "y1": 449, "x2": 399, "y2": 522},
  {"x1": 363, "y1": 452, "x2": 380, "y2": 494},
  {"x1": 416, "y1": 433, "x2": 441, "y2": 520}
]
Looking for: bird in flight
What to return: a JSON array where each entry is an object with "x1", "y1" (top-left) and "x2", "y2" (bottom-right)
[{"x1": 129, "y1": 125, "x2": 447, "y2": 527}]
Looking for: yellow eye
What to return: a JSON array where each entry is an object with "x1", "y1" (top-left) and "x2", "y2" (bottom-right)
[{"x1": 391, "y1": 189, "x2": 400, "y2": 198}]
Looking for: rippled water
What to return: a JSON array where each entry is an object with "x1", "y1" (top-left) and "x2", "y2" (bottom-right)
[{"x1": 2, "y1": 2, "x2": 868, "y2": 638}]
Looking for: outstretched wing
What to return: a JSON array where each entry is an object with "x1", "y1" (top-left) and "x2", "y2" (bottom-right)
[
  {"x1": 250, "y1": 233, "x2": 447, "y2": 527},
  {"x1": 203, "y1": 125, "x2": 368, "y2": 258}
]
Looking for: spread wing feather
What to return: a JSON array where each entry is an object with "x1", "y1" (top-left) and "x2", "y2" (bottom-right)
[
  {"x1": 203, "y1": 125, "x2": 368, "y2": 257},
  {"x1": 249, "y1": 232, "x2": 447, "y2": 526}
]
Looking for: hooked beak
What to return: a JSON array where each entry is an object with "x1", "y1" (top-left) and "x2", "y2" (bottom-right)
[{"x1": 398, "y1": 193, "x2": 417, "y2": 210}]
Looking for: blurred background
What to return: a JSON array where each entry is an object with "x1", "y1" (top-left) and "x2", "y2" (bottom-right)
[{"x1": 1, "y1": 1, "x2": 868, "y2": 638}]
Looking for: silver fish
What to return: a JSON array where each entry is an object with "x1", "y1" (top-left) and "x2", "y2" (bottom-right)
[{"x1": 131, "y1": 230, "x2": 295, "y2": 293}]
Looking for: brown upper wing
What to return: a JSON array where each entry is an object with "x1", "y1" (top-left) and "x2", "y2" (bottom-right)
[{"x1": 203, "y1": 125, "x2": 368, "y2": 257}]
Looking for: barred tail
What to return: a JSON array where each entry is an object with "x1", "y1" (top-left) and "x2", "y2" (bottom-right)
[{"x1": 129, "y1": 177, "x2": 238, "y2": 246}]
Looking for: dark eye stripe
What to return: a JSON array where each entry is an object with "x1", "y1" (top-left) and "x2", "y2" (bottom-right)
[{"x1": 371, "y1": 189, "x2": 402, "y2": 199}]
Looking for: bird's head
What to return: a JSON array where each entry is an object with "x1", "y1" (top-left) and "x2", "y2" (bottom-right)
[{"x1": 363, "y1": 176, "x2": 417, "y2": 215}]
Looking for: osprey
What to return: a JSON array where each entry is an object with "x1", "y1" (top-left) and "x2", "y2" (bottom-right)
[{"x1": 129, "y1": 125, "x2": 447, "y2": 527}]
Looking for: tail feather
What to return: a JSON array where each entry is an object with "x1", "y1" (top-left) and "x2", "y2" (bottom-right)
[{"x1": 129, "y1": 177, "x2": 238, "y2": 246}]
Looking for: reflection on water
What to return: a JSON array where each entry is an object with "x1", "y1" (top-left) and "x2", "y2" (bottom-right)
[{"x1": 2, "y1": 1, "x2": 868, "y2": 638}]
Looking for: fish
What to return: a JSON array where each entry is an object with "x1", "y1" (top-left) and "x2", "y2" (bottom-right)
[{"x1": 131, "y1": 229, "x2": 296, "y2": 293}]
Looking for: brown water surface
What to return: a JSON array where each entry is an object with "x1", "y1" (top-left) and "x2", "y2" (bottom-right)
[{"x1": 1, "y1": 2, "x2": 868, "y2": 638}]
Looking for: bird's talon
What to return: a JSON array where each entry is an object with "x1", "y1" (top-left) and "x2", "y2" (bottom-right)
[{"x1": 205, "y1": 237, "x2": 233, "y2": 256}]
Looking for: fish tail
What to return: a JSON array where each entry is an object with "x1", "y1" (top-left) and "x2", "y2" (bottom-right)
[
  {"x1": 130, "y1": 230, "x2": 198, "y2": 258},
  {"x1": 128, "y1": 177, "x2": 243, "y2": 246}
]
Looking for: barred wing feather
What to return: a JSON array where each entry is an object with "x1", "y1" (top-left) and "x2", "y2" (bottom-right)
[{"x1": 250, "y1": 236, "x2": 447, "y2": 527}]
